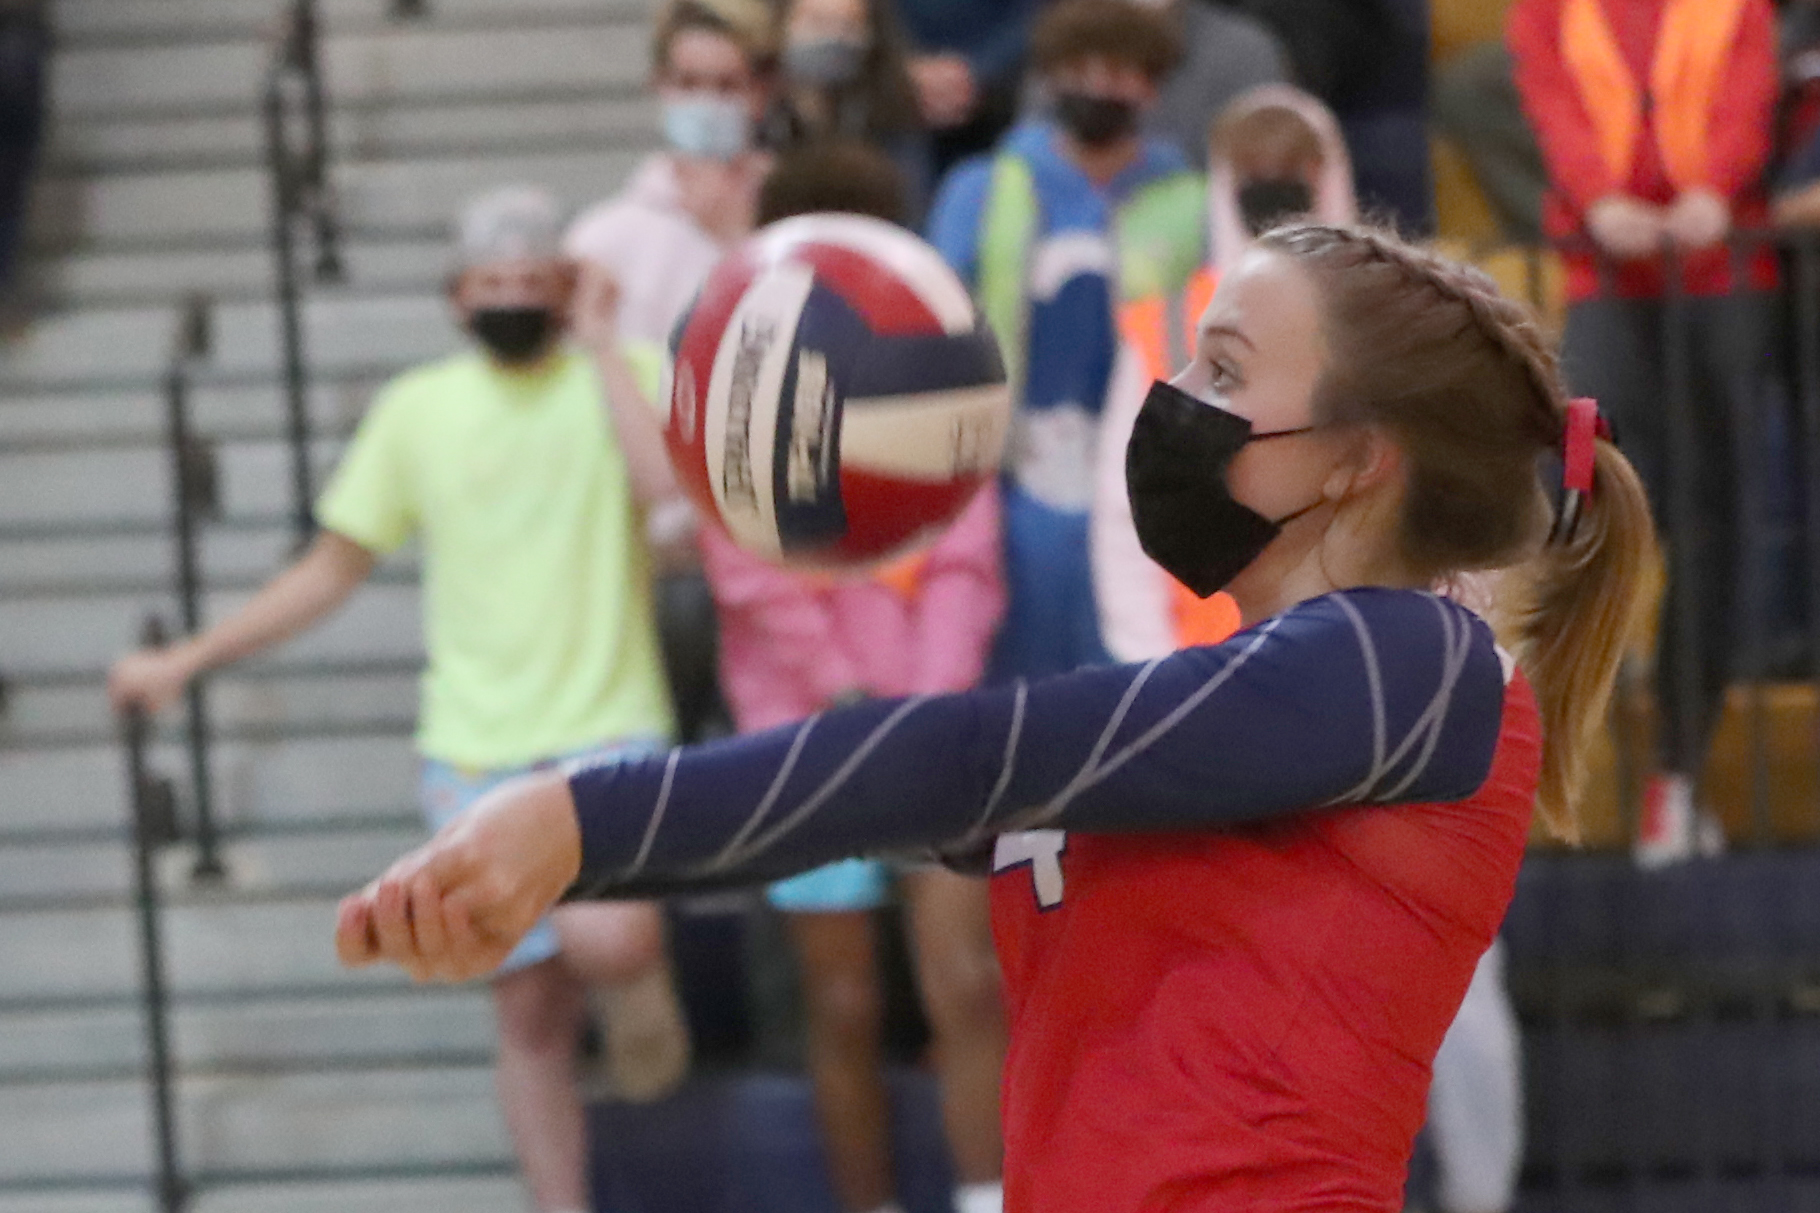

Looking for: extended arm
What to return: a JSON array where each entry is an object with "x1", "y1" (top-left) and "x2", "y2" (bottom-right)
[
  {"x1": 568, "y1": 588, "x2": 1507, "y2": 897},
  {"x1": 337, "y1": 588, "x2": 1508, "y2": 980},
  {"x1": 108, "y1": 531, "x2": 376, "y2": 714}
]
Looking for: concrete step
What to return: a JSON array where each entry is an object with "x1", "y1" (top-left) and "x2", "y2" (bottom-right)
[
  {"x1": 0, "y1": 987, "x2": 490, "y2": 1079},
  {"x1": 0, "y1": 666, "x2": 420, "y2": 748},
  {"x1": 0, "y1": 526, "x2": 349, "y2": 597},
  {"x1": 0, "y1": 578, "x2": 421, "y2": 677},
  {"x1": 54, "y1": 22, "x2": 645, "y2": 120},
  {"x1": 0, "y1": 1064, "x2": 509, "y2": 1184},
  {"x1": 0, "y1": 292, "x2": 455, "y2": 391},
  {"x1": 0, "y1": 437, "x2": 359, "y2": 531},
  {"x1": 0, "y1": 384, "x2": 383, "y2": 452},
  {"x1": 0, "y1": 1175, "x2": 523, "y2": 1213},
  {"x1": 56, "y1": 0, "x2": 639, "y2": 45},
  {"x1": 37, "y1": 237, "x2": 451, "y2": 309},
  {"x1": 0, "y1": 731, "x2": 419, "y2": 836},
  {"x1": 0, "y1": 378, "x2": 383, "y2": 449},
  {"x1": 0, "y1": 896, "x2": 415, "y2": 1002},
  {"x1": 52, "y1": 94, "x2": 655, "y2": 177},
  {"x1": 0, "y1": 1191, "x2": 150, "y2": 1213},
  {"x1": 0, "y1": 823, "x2": 428, "y2": 906},
  {"x1": 28, "y1": 146, "x2": 640, "y2": 255}
]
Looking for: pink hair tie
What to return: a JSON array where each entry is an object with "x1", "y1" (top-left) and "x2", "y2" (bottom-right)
[{"x1": 1552, "y1": 398, "x2": 1610, "y2": 544}]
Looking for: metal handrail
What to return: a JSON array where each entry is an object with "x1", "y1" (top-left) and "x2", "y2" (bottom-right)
[
  {"x1": 262, "y1": 0, "x2": 343, "y2": 549},
  {"x1": 123, "y1": 617, "x2": 186, "y2": 1213},
  {"x1": 162, "y1": 295, "x2": 225, "y2": 880}
]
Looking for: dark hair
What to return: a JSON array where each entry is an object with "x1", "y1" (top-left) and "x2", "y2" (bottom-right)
[
  {"x1": 777, "y1": 0, "x2": 922, "y2": 139},
  {"x1": 652, "y1": 0, "x2": 776, "y2": 74},
  {"x1": 1031, "y1": 0, "x2": 1183, "y2": 84},
  {"x1": 1256, "y1": 223, "x2": 1661, "y2": 838},
  {"x1": 757, "y1": 139, "x2": 909, "y2": 226}
]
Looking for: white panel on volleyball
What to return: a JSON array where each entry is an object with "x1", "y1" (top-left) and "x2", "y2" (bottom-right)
[
  {"x1": 753, "y1": 214, "x2": 976, "y2": 334},
  {"x1": 702, "y1": 262, "x2": 816, "y2": 559},
  {"x1": 840, "y1": 384, "x2": 1012, "y2": 482}
]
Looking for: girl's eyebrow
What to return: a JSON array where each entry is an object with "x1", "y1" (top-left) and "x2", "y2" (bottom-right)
[{"x1": 1199, "y1": 322, "x2": 1255, "y2": 351}]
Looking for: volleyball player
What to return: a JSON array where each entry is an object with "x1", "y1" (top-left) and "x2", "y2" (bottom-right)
[{"x1": 336, "y1": 224, "x2": 1659, "y2": 1211}]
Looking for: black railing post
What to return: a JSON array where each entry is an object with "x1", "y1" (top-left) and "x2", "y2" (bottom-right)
[
  {"x1": 264, "y1": 66, "x2": 315, "y2": 549},
  {"x1": 163, "y1": 297, "x2": 225, "y2": 881},
  {"x1": 263, "y1": 0, "x2": 340, "y2": 550},
  {"x1": 124, "y1": 617, "x2": 186, "y2": 1213}
]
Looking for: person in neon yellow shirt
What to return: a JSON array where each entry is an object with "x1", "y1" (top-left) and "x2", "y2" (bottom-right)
[{"x1": 108, "y1": 187, "x2": 691, "y2": 1213}]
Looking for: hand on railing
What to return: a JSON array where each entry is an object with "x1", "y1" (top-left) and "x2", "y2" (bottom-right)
[{"x1": 119, "y1": 617, "x2": 183, "y2": 849}]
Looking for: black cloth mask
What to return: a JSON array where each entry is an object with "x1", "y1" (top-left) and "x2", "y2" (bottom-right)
[
  {"x1": 470, "y1": 306, "x2": 558, "y2": 365},
  {"x1": 1054, "y1": 92, "x2": 1139, "y2": 147},
  {"x1": 1125, "y1": 379, "x2": 1323, "y2": 598},
  {"x1": 1237, "y1": 178, "x2": 1315, "y2": 236}
]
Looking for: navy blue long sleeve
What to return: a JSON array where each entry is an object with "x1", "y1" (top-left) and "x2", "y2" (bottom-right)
[{"x1": 567, "y1": 588, "x2": 1508, "y2": 899}]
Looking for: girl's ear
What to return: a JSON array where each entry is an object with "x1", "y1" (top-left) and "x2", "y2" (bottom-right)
[{"x1": 1323, "y1": 426, "x2": 1404, "y2": 502}]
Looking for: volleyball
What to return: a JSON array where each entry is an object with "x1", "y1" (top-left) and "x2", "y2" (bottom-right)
[{"x1": 665, "y1": 213, "x2": 1011, "y2": 567}]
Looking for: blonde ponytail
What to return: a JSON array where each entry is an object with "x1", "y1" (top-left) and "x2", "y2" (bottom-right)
[{"x1": 1500, "y1": 442, "x2": 1662, "y2": 839}]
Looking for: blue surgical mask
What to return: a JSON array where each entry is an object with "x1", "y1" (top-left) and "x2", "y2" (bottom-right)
[{"x1": 662, "y1": 93, "x2": 752, "y2": 160}]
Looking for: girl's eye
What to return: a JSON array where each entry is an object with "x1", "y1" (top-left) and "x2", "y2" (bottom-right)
[{"x1": 1208, "y1": 361, "x2": 1239, "y2": 390}]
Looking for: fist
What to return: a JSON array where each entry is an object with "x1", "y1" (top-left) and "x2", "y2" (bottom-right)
[
  {"x1": 1586, "y1": 195, "x2": 1666, "y2": 261},
  {"x1": 1667, "y1": 189, "x2": 1731, "y2": 251},
  {"x1": 107, "y1": 648, "x2": 193, "y2": 716},
  {"x1": 336, "y1": 770, "x2": 584, "y2": 983},
  {"x1": 909, "y1": 54, "x2": 978, "y2": 129}
]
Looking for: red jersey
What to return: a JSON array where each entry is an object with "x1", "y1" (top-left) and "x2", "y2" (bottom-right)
[{"x1": 988, "y1": 674, "x2": 1540, "y2": 1212}]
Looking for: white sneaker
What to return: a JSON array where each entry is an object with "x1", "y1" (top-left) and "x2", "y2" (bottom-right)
[{"x1": 1634, "y1": 774, "x2": 1724, "y2": 867}]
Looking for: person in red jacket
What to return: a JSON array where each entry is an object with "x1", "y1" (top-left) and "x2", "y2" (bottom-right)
[{"x1": 1510, "y1": 0, "x2": 1779, "y2": 865}]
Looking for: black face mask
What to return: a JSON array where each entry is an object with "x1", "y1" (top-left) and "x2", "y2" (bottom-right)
[
  {"x1": 1237, "y1": 178, "x2": 1316, "y2": 236},
  {"x1": 1054, "y1": 92, "x2": 1140, "y2": 148},
  {"x1": 470, "y1": 306, "x2": 558, "y2": 365},
  {"x1": 1125, "y1": 379, "x2": 1323, "y2": 598}
]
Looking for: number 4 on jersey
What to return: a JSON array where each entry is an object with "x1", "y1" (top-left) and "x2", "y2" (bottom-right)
[{"x1": 993, "y1": 830, "x2": 1068, "y2": 909}]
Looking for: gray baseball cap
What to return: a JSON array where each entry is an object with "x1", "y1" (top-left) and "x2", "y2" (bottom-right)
[{"x1": 454, "y1": 185, "x2": 566, "y2": 270}]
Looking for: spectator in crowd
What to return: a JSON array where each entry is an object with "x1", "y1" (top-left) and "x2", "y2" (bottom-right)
[
  {"x1": 929, "y1": 0, "x2": 1205, "y2": 684},
  {"x1": 0, "y1": 0, "x2": 45, "y2": 317},
  {"x1": 568, "y1": 0, "x2": 777, "y2": 743},
  {"x1": 565, "y1": 0, "x2": 775, "y2": 346},
  {"x1": 896, "y1": 0, "x2": 1042, "y2": 175},
  {"x1": 107, "y1": 188, "x2": 693, "y2": 1213},
  {"x1": 1208, "y1": 0, "x2": 1435, "y2": 231},
  {"x1": 1142, "y1": 0, "x2": 1291, "y2": 171},
  {"x1": 1421, "y1": 939, "x2": 1524, "y2": 1213},
  {"x1": 1093, "y1": 84, "x2": 1355, "y2": 661},
  {"x1": 1432, "y1": 39, "x2": 1548, "y2": 243},
  {"x1": 700, "y1": 141, "x2": 1011, "y2": 1213},
  {"x1": 1511, "y1": 0, "x2": 1781, "y2": 864},
  {"x1": 767, "y1": 0, "x2": 935, "y2": 218}
]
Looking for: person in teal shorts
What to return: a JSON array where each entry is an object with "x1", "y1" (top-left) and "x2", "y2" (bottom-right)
[{"x1": 109, "y1": 187, "x2": 691, "y2": 1213}]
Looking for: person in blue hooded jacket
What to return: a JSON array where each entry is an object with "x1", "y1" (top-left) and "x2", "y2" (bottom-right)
[{"x1": 926, "y1": 0, "x2": 1207, "y2": 686}]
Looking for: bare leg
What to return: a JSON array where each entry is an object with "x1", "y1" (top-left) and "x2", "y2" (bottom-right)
[
  {"x1": 902, "y1": 869, "x2": 1006, "y2": 1186},
  {"x1": 789, "y1": 910, "x2": 896, "y2": 1212},
  {"x1": 554, "y1": 900, "x2": 690, "y2": 1102},
  {"x1": 553, "y1": 900, "x2": 665, "y2": 985},
  {"x1": 491, "y1": 958, "x2": 590, "y2": 1213}
]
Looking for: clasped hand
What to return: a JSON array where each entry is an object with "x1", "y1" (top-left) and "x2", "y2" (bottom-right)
[{"x1": 335, "y1": 770, "x2": 584, "y2": 983}]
